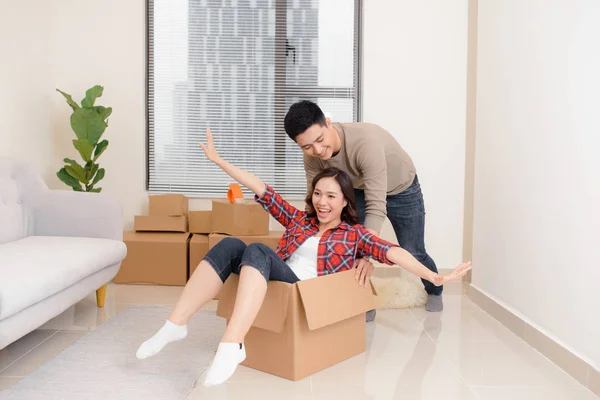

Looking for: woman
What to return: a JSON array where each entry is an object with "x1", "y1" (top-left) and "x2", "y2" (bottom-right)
[{"x1": 136, "y1": 128, "x2": 471, "y2": 387}]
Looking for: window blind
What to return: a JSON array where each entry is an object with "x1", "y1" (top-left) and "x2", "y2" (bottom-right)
[{"x1": 148, "y1": 0, "x2": 361, "y2": 198}]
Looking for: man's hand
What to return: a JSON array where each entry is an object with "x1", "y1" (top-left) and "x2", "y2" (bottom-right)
[{"x1": 354, "y1": 258, "x2": 375, "y2": 288}]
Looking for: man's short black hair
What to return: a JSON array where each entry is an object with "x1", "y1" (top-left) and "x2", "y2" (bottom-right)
[{"x1": 284, "y1": 100, "x2": 327, "y2": 141}]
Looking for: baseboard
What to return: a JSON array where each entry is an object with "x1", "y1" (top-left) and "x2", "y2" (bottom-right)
[{"x1": 468, "y1": 285, "x2": 600, "y2": 396}]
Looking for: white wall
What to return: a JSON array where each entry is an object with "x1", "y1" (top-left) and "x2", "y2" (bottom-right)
[
  {"x1": 0, "y1": 0, "x2": 55, "y2": 182},
  {"x1": 362, "y1": 0, "x2": 469, "y2": 268},
  {"x1": 473, "y1": 0, "x2": 600, "y2": 368},
  {"x1": 50, "y1": 0, "x2": 148, "y2": 225}
]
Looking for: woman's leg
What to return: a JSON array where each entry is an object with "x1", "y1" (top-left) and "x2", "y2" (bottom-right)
[
  {"x1": 136, "y1": 238, "x2": 247, "y2": 359},
  {"x1": 221, "y1": 266, "x2": 267, "y2": 343},
  {"x1": 204, "y1": 243, "x2": 299, "y2": 386}
]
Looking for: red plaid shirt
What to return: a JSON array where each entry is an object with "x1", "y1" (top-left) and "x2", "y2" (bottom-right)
[{"x1": 255, "y1": 185, "x2": 397, "y2": 276}]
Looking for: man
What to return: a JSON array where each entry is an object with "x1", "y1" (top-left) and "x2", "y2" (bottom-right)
[{"x1": 284, "y1": 100, "x2": 443, "y2": 314}]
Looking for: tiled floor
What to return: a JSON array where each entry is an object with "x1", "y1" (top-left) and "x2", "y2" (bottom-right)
[{"x1": 1, "y1": 280, "x2": 598, "y2": 400}]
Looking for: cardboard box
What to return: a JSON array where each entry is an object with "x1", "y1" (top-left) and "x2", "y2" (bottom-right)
[
  {"x1": 189, "y1": 234, "x2": 210, "y2": 276},
  {"x1": 216, "y1": 269, "x2": 376, "y2": 381},
  {"x1": 208, "y1": 232, "x2": 283, "y2": 252},
  {"x1": 149, "y1": 194, "x2": 189, "y2": 216},
  {"x1": 134, "y1": 215, "x2": 188, "y2": 232},
  {"x1": 114, "y1": 232, "x2": 190, "y2": 285},
  {"x1": 211, "y1": 200, "x2": 269, "y2": 236},
  {"x1": 189, "y1": 211, "x2": 212, "y2": 234}
]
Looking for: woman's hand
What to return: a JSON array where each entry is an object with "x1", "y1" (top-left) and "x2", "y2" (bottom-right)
[
  {"x1": 200, "y1": 128, "x2": 222, "y2": 163},
  {"x1": 198, "y1": 127, "x2": 267, "y2": 197},
  {"x1": 430, "y1": 261, "x2": 472, "y2": 286}
]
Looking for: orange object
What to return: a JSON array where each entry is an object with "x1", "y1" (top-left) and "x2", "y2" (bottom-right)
[{"x1": 227, "y1": 183, "x2": 244, "y2": 203}]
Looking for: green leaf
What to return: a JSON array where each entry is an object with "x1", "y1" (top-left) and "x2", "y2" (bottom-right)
[
  {"x1": 89, "y1": 188, "x2": 102, "y2": 193},
  {"x1": 57, "y1": 168, "x2": 83, "y2": 191},
  {"x1": 73, "y1": 139, "x2": 94, "y2": 162},
  {"x1": 81, "y1": 85, "x2": 103, "y2": 108},
  {"x1": 73, "y1": 186, "x2": 84, "y2": 192},
  {"x1": 63, "y1": 158, "x2": 77, "y2": 165},
  {"x1": 65, "y1": 163, "x2": 89, "y2": 184},
  {"x1": 89, "y1": 162, "x2": 99, "y2": 180},
  {"x1": 91, "y1": 168, "x2": 105, "y2": 187},
  {"x1": 56, "y1": 89, "x2": 80, "y2": 111},
  {"x1": 93, "y1": 140, "x2": 109, "y2": 160},
  {"x1": 70, "y1": 108, "x2": 107, "y2": 143},
  {"x1": 93, "y1": 106, "x2": 112, "y2": 121}
]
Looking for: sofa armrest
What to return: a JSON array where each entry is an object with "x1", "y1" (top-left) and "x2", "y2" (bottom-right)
[{"x1": 31, "y1": 190, "x2": 123, "y2": 241}]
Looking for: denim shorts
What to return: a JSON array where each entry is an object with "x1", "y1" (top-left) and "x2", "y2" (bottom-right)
[{"x1": 203, "y1": 237, "x2": 300, "y2": 284}]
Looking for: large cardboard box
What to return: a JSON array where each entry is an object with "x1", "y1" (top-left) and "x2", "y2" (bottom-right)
[
  {"x1": 134, "y1": 215, "x2": 187, "y2": 232},
  {"x1": 149, "y1": 194, "x2": 189, "y2": 216},
  {"x1": 208, "y1": 232, "x2": 283, "y2": 252},
  {"x1": 189, "y1": 234, "x2": 210, "y2": 276},
  {"x1": 189, "y1": 211, "x2": 212, "y2": 234},
  {"x1": 114, "y1": 232, "x2": 190, "y2": 285},
  {"x1": 216, "y1": 269, "x2": 376, "y2": 381},
  {"x1": 211, "y1": 200, "x2": 269, "y2": 236}
]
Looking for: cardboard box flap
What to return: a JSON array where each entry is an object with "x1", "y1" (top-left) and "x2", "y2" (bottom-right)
[
  {"x1": 216, "y1": 275, "x2": 292, "y2": 333},
  {"x1": 296, "y1": 269, "x2": 376, "y2": 331}
]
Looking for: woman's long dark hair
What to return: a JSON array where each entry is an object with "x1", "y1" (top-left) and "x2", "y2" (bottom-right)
[{"x1": 305, "y1": 167, "x2": 359, "y2": 225}]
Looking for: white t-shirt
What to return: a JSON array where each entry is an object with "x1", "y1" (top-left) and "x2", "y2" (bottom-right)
[{"x1": 286, "y1": 236, "x2": 319, "y2": 280}]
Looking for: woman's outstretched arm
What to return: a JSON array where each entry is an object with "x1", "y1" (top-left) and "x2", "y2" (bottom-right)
[{"x1": 200, "y1": 128, "x2": 266, "y2": 196}]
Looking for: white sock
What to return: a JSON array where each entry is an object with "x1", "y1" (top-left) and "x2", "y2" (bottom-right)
[
  {"x1": 203, "y1": 342, "x2": 246, "y2": 387},
  {"x1": 136, "y1": 320, "x2": 188, "y2": 360}
]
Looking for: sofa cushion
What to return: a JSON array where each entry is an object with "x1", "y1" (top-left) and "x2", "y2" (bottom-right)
[
  {"x1": 0, "y1": 175, "x2": 27, "y2": 245},
  {"x1": 0, "y1": 157, "x2": 48, "y2": 245},
  {"x1": 0, "y1": 236, "x2": 127, "y2": 321}
]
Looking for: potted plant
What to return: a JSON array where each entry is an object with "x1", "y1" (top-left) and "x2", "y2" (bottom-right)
[{"x1": 56, "y1": 85, "x2": 112, "y2": 192}]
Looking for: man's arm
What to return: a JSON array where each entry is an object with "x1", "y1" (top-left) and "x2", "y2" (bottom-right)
[
  {"x1": 303, "y1": 154, "x2": 321, "y2": 209},
  {"x1": 356, "y1": 141, "x2": 388, "y2": 234}
]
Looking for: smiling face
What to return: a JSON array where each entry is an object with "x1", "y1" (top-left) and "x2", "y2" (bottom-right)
[
  {"x1": 311, "y1": 176, "x2": 348, "y2": 225},
  {"x1": 294, "y1": 120, "x2": 340, "y2": 160}
]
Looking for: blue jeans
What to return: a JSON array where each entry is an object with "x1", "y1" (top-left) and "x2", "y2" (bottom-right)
[
  {"x1": 203, "y1": 237, "x2": 300, "y2": 284},
  {"x1": 354, "y1": 175, "x2": 442, "y2": 295}
]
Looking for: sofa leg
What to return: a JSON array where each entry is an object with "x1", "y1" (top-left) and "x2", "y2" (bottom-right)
[{"x1": 96, "y1": 284, "x2": 107, "y2": 308}]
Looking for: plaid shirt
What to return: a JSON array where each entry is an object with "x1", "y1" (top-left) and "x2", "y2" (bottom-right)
[{"x1": 255, "y1": 185, "x2": 397, "y2": 276}]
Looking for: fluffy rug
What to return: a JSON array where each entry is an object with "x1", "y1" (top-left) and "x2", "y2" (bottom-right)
[
  {"x1": 0, "y1": 306, "x2": 225, "y2": 400},
  {"x1": 371, "y1": 270, "x2": 427, "y2": 309}
]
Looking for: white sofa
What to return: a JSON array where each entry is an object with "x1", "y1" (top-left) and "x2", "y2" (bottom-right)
[{"x1": 0, "y1": 157, "x2": 127, "y2": 349}]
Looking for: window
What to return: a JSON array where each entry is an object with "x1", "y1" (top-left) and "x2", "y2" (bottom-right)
[{"x1": 148, "y1": 0, "x2": 361, "y2": 198}]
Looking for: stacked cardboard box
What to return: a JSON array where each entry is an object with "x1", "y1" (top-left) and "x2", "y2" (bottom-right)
[
  {"x1": 114, "y1": 194, "x2": 190, "y2": 285},
  {"x1": 114, "y1": 192, "x2": 283, "y2": 287},
  {"x1": 134, "y1": 194, "x2": 188, "y2": 233}
]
